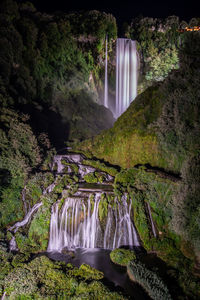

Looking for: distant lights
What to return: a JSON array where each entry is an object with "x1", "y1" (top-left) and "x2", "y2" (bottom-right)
[{"x1": 178, "y1": 26, "x2": 200, "y2": 32}]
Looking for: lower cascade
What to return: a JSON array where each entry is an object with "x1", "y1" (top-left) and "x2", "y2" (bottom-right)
[{"x1": 48, "y1": 164, "x2": 140, "y2": 251}]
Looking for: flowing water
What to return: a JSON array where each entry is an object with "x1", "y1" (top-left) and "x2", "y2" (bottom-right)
[
  {"x1": 116, "y1": 38, "x2": 138, "y2": 117},
  {"x1": 48, "y1": 192, "x2": 140, "y2": 252},
  {"x1": 104, "y1": 35, "x2": 108, "y2": 108},
  {"x1": 147, "y1": 202, "x2": 157, "y2": 237}
]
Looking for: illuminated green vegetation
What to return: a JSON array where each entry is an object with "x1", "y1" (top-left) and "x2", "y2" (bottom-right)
[
  {"x1": 110, "y1": 248, "x2": 136, "y2": 266},
  {"x1": 126, "y1": 16, "x2": 180, "y2": 92},
  {"x1": 1, "y1": 255, "x2": 125, "y2": 299},
  {"x1": 0, "y1": 0, "x2": 200, "y2": 299}
]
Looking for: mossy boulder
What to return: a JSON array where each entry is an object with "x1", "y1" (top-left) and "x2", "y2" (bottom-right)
[
  {"x1": 68, "y1": 263, "x2": 104, "y2": 280},
  {"x1": 83, "y1": 172, "x2": 98, "y2": 183},
  {"x1": 110, "y1": 248, "x2": 136, "y2": 266}
]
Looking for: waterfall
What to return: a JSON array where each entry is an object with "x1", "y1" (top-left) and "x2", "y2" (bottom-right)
[
  {"x1": 115, "y1": 38, "x2": 138, "y2": 118},
  {"x1": 104, "y1": 35, "x2": 108, "y2": 108},
  {"x1": 48, "y1": 192, "x2": 139, "y2": 251},
  {"x1": 48, "y1": 194, "x2": 102, "y2": 251},
  {"x1": 147, "y1": 202, "x2": 157, "y2": 238},
  {"x1": 9, "y1": 202, "x2": 43, "y2": 233},
  {"x1": 104, "y1": 195, "x2": 140, "y2": 249}
]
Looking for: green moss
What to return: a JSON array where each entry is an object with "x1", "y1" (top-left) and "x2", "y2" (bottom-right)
[
  {"x1": 131, "y1": 191, "x2": 152, "y2": 250},
  {"x1": 81, "y1": 159, "x2": 118, "y2": 176},
  {"x1": 61, "y1": 160, "x2": 79, "y2": 174},
  {"x1": 110, "y1": 248, "x2": 136, "y2": 266},
  {"x1": 27, "y1": 204, "x2": 51, "y2": 252},
  {"x1": 0, "y1": 242, "x2": 13, "y2": 287},
  {"x1": 95, "y1": 171, "x2": 105, "y2": 183},
  {"x1": 83, "y1": 172, "x2": 98, "y2": 183},
  {"x1": 15, "y1": 233, "x2": 33, "y2": 254},
  {"x1": 4, "y1": 267, "x2": 38, "y2": 298},
  {"x1": 98, "y1": 194, "x2": 108, "y2": 222},
  {"x1": 74, "y1": 280, "x2": 125, "y2": 299},
  {"x1": 76, "y1": 86, "x2": 172, "y2": 171},
  {"x1": 11, "y1": 253, "x2": 30, "y2": 268},
  {"x1": 69, "y1": 263, "x2": 104, "y2": 281}
]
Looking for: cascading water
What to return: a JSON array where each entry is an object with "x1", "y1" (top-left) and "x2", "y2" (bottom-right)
[
  {"x1": 104, "y1": 35, "x2": 108, "y2": 108},
  {"x1": 104, "y1": 195, "x2": 140, "y2": 249},
  {"x1": 48, "y1": 194, "x2": 102, "y2": 251},
  {"x1": 147, "y1": 202, "x2": 157, "y2": 237},
  {"x1": 48, "y1": 192, "x2": 139, "y2": 252},
  {"x1": 115, "y1": 38, "x2": 138, "y2": 118}
]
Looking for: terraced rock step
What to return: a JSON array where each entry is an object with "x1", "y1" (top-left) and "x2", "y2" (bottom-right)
[{"x1": 78, "y1": 183, "x2": 114, "y2": 193}]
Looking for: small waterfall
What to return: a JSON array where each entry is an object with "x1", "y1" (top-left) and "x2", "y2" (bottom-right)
[
  {"x1": 104, "y1": 195, "x2": 140, "y2": 249},
  {"x1": 116, "y1": 38, "x2": 138, "y2": 118},
  {"x1": 48, "y1": 194, "x2": 102, "y2": 251},
  {"x1": 147, "y1": 202, "x2": 157, "y2": 238},
  {"x1": 48, "y1": 193, "x2": 140, "y2": 251},
  {"x1": 104, "y1": 35, "x2": 108, "y2": 108},
  {"x1": 8, "y1": 202, "x2": 42, "y2": 251},
  {"x1": 9, "y1": 202, "x2": 43, "y2": 233},
  {"x1": 8, "y1": 178, "x2": 57, "y2": 252}
]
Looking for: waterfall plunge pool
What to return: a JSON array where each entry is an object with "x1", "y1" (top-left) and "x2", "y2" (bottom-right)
[{"x1": 46, "y1": 247, "x2": 151, "y2": 300}]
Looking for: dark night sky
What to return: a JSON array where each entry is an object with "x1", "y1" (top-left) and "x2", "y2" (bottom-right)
[{"x1": 16, "y1": 0, "x2": 198, "y2": 27}]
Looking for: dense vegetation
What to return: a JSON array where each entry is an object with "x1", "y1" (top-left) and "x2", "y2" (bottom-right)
[
  {"x1": 0, "y1": 0, "x2": 116, "y2": 147},
  {"x1": 125, "y1": 16, "x2": 200, "y2": 93},
  {"x1": 0, "y1": 0, "x2": 200, "y2": 299},
  {"x1": 0, "y1": 248, "x2": 125, "y2": 299}
]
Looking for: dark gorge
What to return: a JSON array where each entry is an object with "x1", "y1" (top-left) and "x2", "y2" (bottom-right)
[{"x1": 0, "y1": 1, "x2": 200, "y2": 299}]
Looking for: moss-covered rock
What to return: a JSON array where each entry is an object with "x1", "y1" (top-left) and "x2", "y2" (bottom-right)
[
  {"x1": 68, "y1": 263, "x2": 104, "y2": 280},
  {"x1": 83, "y1": 172, "x2": 98, "y2": 183},
  {"x1": 110, "y1": 248, "x2": 136, "y2": 266},
  {"x1": 76, "y1": 85, "x2": 169, "y2": 170},
  {"x1": 82, "y1": 158, "x2": 119, "y2": 176}
]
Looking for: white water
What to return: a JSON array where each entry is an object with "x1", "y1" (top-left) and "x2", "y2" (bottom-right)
[
  {"x1": 8, "y1": 202, "x2": 42, "y2": 251},
  {"x1": 104, "y1": 195, "x2": 140, "y2": 249},
  {"x1": 48, "y1": 194, "x2": 102, "y2": 251},
  {"x1": 104, "y1": 35, "x2": 108, "y2": 108},
  {"x1": 115, "y1": 38, "x2": 138, "y2": 118},
  {"x1": 1, "y1": 292, "x2": 6, "y2": 300},
  {"x1": 9, "y1": 202, "x2": 42, "y2": 233},
  {"x1": 9, "y1": 236, "x2": 18, "y2": 251},
  {"x1": 48, "y1": 193, "x2": 139, "y2": 251},
  {"x1": 8, "y1": 178, "x2": 57, "y2": 251},
  {"x1": 147, "y1": 202, "x2": 157, "y2": 237}
]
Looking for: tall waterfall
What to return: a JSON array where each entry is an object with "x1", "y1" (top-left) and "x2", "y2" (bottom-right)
[
  {"x1": 104, "y1": 36, "x2": 108, "y2": 108},
  {"x1": 48, "y1": 193, "x2": 139, "y2": 251},
  {"x1": 115, "y1": 38, "x2": 138, "y2": 118}
]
